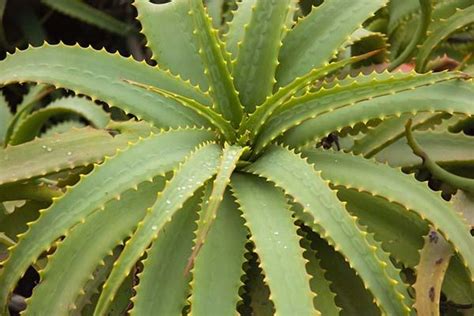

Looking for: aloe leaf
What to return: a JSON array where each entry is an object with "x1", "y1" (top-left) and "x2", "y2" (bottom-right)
[
  {"x1": 133, "y1": 0, "x2": 208, "y2": 90},
  {"x1": 280, "y1": 79, "x2": 474, "y2": 150},
  {"x1": 375, "y1": 130, "x2": 474, "y2": 169},
  {"x1": 0, "y1": 183, "x2": 61, "y2": 202},
  {"x1": 233, "y1": 0, "x2": 293, "y2": 111},
  {"x1": 255, "y1": 71, "x2": 460, "y2": 153},
  {"x1": 299, "y1": 231, "x2": 340, "y2": 315},
  {"x1": 0, "y1": 128, "x2": 215, "y2": 309},
  {"x1": 124, "y1": 79, "x2": 236, "y2": 142},
  {"x1": 41, "y1": 0, "x2": 134, "y2": 36},
  {"x1": 0, "y1": 126, "x2": 142, "y2": 185},
  {"x1": 187, "y1": 144, "x2": 245, "y2": 272},
  {"x1": 231, "y1": 173, "x2": 316, "y2": 315},
  {"x1": 10, "y1": 96, "x2": 110, "y2": 145},
  {"x1": 247, "y1": 146, "x2": 412, "y2": 315},
  {"x1": 0, "y1": 44, "x2": 210, "y2": 128},
  {"x1": 224, "y1": 0, "x2": 256, "y2": 59},
  {"x1": 351, "y1": 113, "x2": 449, "y2": 158},
  {"x1": 0, "y1": 93, "x2": 12, "y2": 144},
  {"x1": 406, "y1": 120, "x2": 474, "y2": 193},
  {"x1": 338, "y1": 188, "x2": 428, "y2": 268},
  {"x1": 276, "y1": 0, "x2": 388, "y2": 86},
  {"x1": 389, "y1": 0, "x2": 432, "y2": 71},
  {"x1": 416, "y1": 5, "x2": 474, "y2": 72},
  {"x1": 309, "y1": 231, "x2": 381, "y2": 315},
  {"x1": 189, "y1": 0, "x2": 243, "y2": 127},
  {"x1": 189, "y1": 190, "x2": 247, "y2": 315},
  {"x1": 4, "y1": 84, "x2": 53, "y2": 146},
  {"x1": 24, "y1": 179, "x2": 164, "y2": 315},
  {"x1": 241, "y1": 51, "x2": 379, "y2": 140},
  {"x1": 303, "y1": 149, "x2": 474, "y2": 277},
  {"x1": 93, "y1": 143, "x2": 222, "y2": 315},
  {"x1": 0, "y1": 201, "x2": 47, "y2": 243},
  {"x1": 130, "y1": 189, "x2": 203, "y2": 316}
]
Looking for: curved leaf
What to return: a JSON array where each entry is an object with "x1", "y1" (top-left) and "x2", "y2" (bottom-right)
[
  {"x1": 133, "y1": 0, "x2": 208, "y2": 90},
  {"x1": 416, "y1": 5, "x2": 474, "y2": 72},
  {"x1": 189, "y1": 0, "x2": 243, "y2": 127},
  {"x1": 0, "y1": 44, "x2": 210, "y2": 128},
  {"x1": 280, "y1": 79, "x2": 474, "y2": 150},
  {"x1": 0, "y1": 128, "x2": 216, "y2": 310},
  {"x1": 276, "y1": 0, "x2": 388, "y2": 86},
  {"x1": 233, "y1": 0, "x2": 293, "y2": 112},
  {"x1": 247, "y1": 146, "x2": 412, "y2": 315},
  {"x1": 10, "y1": 96, "x2": 110, "y2": 145},
  {"x1": 303, "y1": 149, "x2": 474, "y2": 277},
  {"x1": 224, "y1": 0, "x2": 256, "y2": 59},
  {"x1": 189, "y1": 191, "x2": 247, "y2": 316},
  {"x1": 93, "y1": 142, "x2": 222, "y2": 315},
  {"x1": 231, "y1": 173, "x2": 316, "y2": 315},
  {"x1": 24, "y1": 179, "x2": 164, "y2": 315}
]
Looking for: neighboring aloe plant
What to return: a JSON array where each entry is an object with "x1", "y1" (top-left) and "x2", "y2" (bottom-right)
[{"x1": 0, "y1": 0, "x2": 473, "y2": 315}]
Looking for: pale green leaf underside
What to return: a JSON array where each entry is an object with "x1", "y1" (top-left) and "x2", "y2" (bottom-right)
[
  {"x1": 304, "y1": 149, "x2": 474, "y2": 276},
  {"x1": 93, "y1": 143, "x2": 222, "y2": 315},
  {"x1": 10, "y1": 96, "x2": 110, "y2": 145},
  {"x1": 0, "y1": 129, "x2": 215, "y2": 308},
  {"x1": 231, "y1": 173, "x2": 316, "y2": 315},
  {"x1": 0, "y1": 44, "x2": 210, "y2": 128},
  {"x1": 134, "y1": 0, "x2": 208, "y2": 91},
  {"x1": 190, "y1": 191, "x2": 247, "y2": 316},
  {"x1": 248, "y1": 146, "x2": 411, "y2": 315}
]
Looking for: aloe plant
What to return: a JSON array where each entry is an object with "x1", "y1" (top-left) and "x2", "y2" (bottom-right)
[{"x1": 0, "y1": 0, "x2": 473, "y2": 315}]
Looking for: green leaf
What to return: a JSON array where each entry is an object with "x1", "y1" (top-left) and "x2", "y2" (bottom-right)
[
  {"x1": 133, "y1": 0, "x2": 208, "y2": 90},
  {"x1": 0, "y1": 201, "x2": 47, "y2": 242},
  {"x1": 188, "y1": 144, "x2": 245, "y2": 271},
  {"x1": 241, "y1": 51, "x2": 380, "y2": 141},
  {"x1": 299, "y1": 231, "x2": 340, "y2": 315},
  {"x1": 303, "y1": 149, "x2": 474, "y2": 277},
  {"x1": 337, "y1": 188, "x2": 427, "y2": 268},
  {"x1": 93, "y1": 142, "x2": 222, "y2": 315},
  {"x1": 189, "y1": 0, "x2": 243, "y2": 127},
  {"x1": 24, "y1": 179, "x2": 164, "y2": 315},
  {"x1": 0, "y1": 127, "x2": 140, "y2": 185},
  {"x1": 205, "y1": 0, "x2": 225, "y2": 28},
  {"x1": 416, "y1": 5, "x2": 474, "y2": 72},
  {"x1": 276, "y1": 0, "x2": 388, "y2": 86},
  {"x1": 413, "y1": 230, "x2": 453, "y2": 316},
  {"x1": 308, "y1": 231, "x2": 380, "y2": 315},
  {"x1": 130, "y1": 189, "x2": 202, "y2": 316},
  {"x1": 124, "y1": 79, "x2": 236, "y2": 142},
  {"x1": 224, "y1": 0, "x2": 256, "y2": 59},
  {"x1": 189, "y1": 191, "x2": 247, "y2": 316},
  {"x1": 10, "y1": 96, "x2": 110, "y2": 145},
  {"x1": 351, "y1": 113, "x2": 449, "y2": 158},
  {"x1": 388, "y1": 0, "x2": 432, "y2": 71},
  {"x1": 0, "y1": 97, "x2": 11, "y2": 145},
  {"x1": 0, "y1": 44, "x2": 210, "y2": 128},
  {"x1": 0, "y1": 128, "x2": 215, "y2": 310},
  {"x1": 280, "y1": 79, "x2": 474, "y2": 150},
  {"x1": 231, "y1": 173, "x2": 316, "y2": 315},
  {"x1": 41, "y1": 0, "x2": 134, "y2": 36},
  {"x1": 233, "y1": 0, "x2": 293, "y2": 112},
  {"x1": 0, "y1": 183, "x2": 61, "y2": 202},
  {"x1": 255, "y1": 71, "x2": 459, "y2": 153},
  {"x1": 406, "y1": 120, "x2": 474, "y2": 193},
  {"x1": 247, "y1": 146, "x2": 411, "y2": 315},
  {"x1": 375, "y1": 130, "x2": 474, "y2": 169}
]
